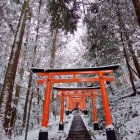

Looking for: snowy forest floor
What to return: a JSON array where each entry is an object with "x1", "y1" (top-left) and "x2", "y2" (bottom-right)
[
  {"x1": 8, "y1": 82, "x2": 140, "y2": 140},
  {"x1": 111, "y1": 81, "x2": 140, "y2": 140},
  {"x1": 12, "y1": 114, "x2": 73, "y2": 140},
  {"x1": 12, "y1": 113, "x2": 107, "y2": 140},
  {"x1": 112, "y1": 95, "x2": 140, "y2": 140}
]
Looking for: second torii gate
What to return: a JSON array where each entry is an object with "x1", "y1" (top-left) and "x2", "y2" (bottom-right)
[
  {"x1": 54, "y1": 86, "x2": 100, "y2": 131},
  {"x1": 56, "y1": 94, "x2": 85, "y2": 113},
  {"x1": 56, "y1": 87, "x2": 97, "y2": 115},
  {"x1": 32, "y1": 65, "x2": 119, "y2": 140}
]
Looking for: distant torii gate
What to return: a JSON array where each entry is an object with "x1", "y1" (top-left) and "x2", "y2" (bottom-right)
[
  {"x1": 66, "y1": 96, "x2": 84, "y2": 112},
  {"x1": 70, "y1": 96, "x2": 86, "y2": 111},
  {"x1": 53, "y1": 86, "x2": 100, "y2": 131},
  {"x1": 54, "y1": 86, "x2": 100, "y2": 114},
  {"x1": 66, "y1": 95, "x2": 86, "y2": 113},
  {"x1": 32, "y1": 65, "x2": 119, "y2": 140}
]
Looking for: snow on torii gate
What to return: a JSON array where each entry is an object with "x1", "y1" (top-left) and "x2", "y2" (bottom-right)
[
  {"x1": 53, "y1": 86, "x2": 100, "y2": 131},
  {"x1": 31, "y1": 65, "x2": 119, "y2": 140}
]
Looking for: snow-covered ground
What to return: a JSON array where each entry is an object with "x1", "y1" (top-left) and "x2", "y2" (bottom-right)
[
  {"x1": 12, "y1": 112, "x2": 107, "y2": 140},
  {"x1": 110, "y1": 81, "x2": 140, "y2": 140},
  {"x1": 12, "y1": 114, "x2": 74, "y2": 140},
  {"x1": 112, "y1": 95, "x2": 140, "y2": 140},
  {"x1": 2, "y1": 84, "x2": 140, "y2": 140}
]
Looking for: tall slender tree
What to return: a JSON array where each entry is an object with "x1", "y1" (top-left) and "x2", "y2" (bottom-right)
[
  {"x1": 0, "y1": 0, "x2": 30, "y2": 136},
  {"x1": 50, "y1": 29, "x2": 58, "y2": 69},
  {"x1": 22, "y1": 0, "x2": 42, "y2": 133},
  {"x1": 116, "y1": 0, "x2": 137, "y2": 95}
]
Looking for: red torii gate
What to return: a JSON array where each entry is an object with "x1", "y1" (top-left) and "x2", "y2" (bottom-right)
[
  {"x1": 70, "y1": 96, "x2": 86, "y2": 112},
  {"x1": 54, "y1": 86, "x2": 100, "y2": 131},
  {"x1": 31, "y1": 65, "x2": 119, "y2": 140},
  {"x1": 54, "y1": 86, "x2": 100, "y2": 114}
]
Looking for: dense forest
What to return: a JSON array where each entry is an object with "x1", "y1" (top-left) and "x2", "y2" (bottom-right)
[{"x1": 0, "y1": 0, "x2": 140, "y2": 140}]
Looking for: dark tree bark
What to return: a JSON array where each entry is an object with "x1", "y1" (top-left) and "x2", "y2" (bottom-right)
[
  {"x1": 10, "y1": 27, "x2": 30, "y2": 133},
  {"x1": 22, "y1": 73, "x2": 32, "y2": 130},
  {"x1": 49, "y1": 29, "x2": 58, "y2": 119},
  {"x1": 123, "y1": 47, "x2": 137, "y2": 96},
  {"x1": 132, "y1": 0, "x2": 140, "y2": 27},
  {"x1": 50, "y1": 29, "x2": 58, "y2": 69},
  {"x1": 10, "y1": 68, "x2": 24, "y2": 132},
  {"x1": 24, "y1": 92, "x2": 33, "y2": 140},
  {"x1": 22, "y1": 0, "x2": 42, "y2": 133},
  {"x1": 116, "y1": 0, "x2": 140, "y2": 78},
  {"x1": 124, "y1": 31, "x2": 140, "y2": 78},
  {"x1": 116, "y1": 0, "x2": 137, "y2": 96},
  {"x1": 0, "y1": 0, "x2": 30, "y2": 136}
]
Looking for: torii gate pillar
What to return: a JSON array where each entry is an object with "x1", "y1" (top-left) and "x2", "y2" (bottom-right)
[
  {"x1": 91, "y1": 94, "x2": 99, "y2": 130},
  {"x1": 38, "y1": 75, "x2": 52, "y2": 140},
  {"x1": 68, "y1": 96, "x2": 73, "y2": 114},
  {"x1": 80, "y1": 96, "x2": 88, "y2": 115},
  {"x1": 65, "y1": 97, "x2": 69, "y2": 115},
  {"x1": 59, "y1": 91, "x2": 65, "y2": 131},
  {"x1": 99, "y1": 72, "x2": 116, "y2": 140}
]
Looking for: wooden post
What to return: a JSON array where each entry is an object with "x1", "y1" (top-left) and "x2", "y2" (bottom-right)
[
  {"x1": 38, "y1": 74, "x2": 52, "y2": 140},
  {"x1": 80, "y1": 96, "x2": 88, "y2": 115},
  {"x1": 65, "y1": 96, "x2": 69, "y2": 115},
  {"x1": 91, "y1": 94, "x2": 99, "y2": 130},
  {"x1": 59, "y1": 91, "x2": 64, "y2": 130},
  {"x1": 68, "y1": 97, "x2": 72, "y2": 114},
  {"x1": 99, "y1": 72, "x2": 112, "y2": 125},
  {"x1": 99, "y1": 72, "x2": 116, "y2": 140}
]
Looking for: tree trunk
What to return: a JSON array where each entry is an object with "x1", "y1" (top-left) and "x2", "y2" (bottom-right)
[
  {"x1": 24, "y1": 92, "x2": 33, "y2": 140},
  {"x1": 123, "y1": 47, "x2": 137, "y2": 96},
  {"x1": 22, "y1": 0, "x2": 42, "y2": 132},
  {"x1": 9, "y1": 68, "x2": 24, "y2": 134},
  {"x1": 124, "y1": 30, "x2": 140, "y2": 78},
  {"x1": 50, "y1": 29, "x2": 58, "y2": 68},
  {"x1": 49, "y1": 29, "x2": 58, "y2": 120},
  {"x1": 116, "y1": 0, "x2": 137, "y2": 96},
  {"x1": 132, "y1": 0, "x2": 140, "y2": 27},
  {"x1": 116, "y1": 0, "x2": 140, "y2": 78},
  {"x1": 22, "y1": 73, "x2": 32, "y2": 131},
  {"x1": 0, "y1": 0, "x2": 30, "y2": 136},
  {"x1": 10, "y1": 27, "x2": 30, "y2": 133}
]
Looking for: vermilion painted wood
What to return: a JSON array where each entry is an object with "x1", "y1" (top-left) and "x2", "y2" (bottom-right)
[
  {"x1": 41, "y1": 74, "x2": 52, "y2": 127},
  {"x1": 99, "y1": 72, "x2": 112, "y2": 125},
  {"x1": 91, "y1": 93, "x2": 98, "y2": 122},
  {"x1": 79, "y1": 96, "x2": 86, "y2": 110},
  {"x1": 60, "y1": 91, "x2": 65, "y2": 124},
  {"x1": 37, "y1": 77, "x2": 114, "y2": 84},
  {"x1": 56, "y1": 90, "x2": 99, "y2": 123},
  {"x1": 58, "y1": 93, "x2": 99, "y2": 97},
  {"x1": 32, "y1": 65, "x2": 119, "y2": 128},
  {"x1": 68, "y1": 97, "x2": 73, "y2": 111}
]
